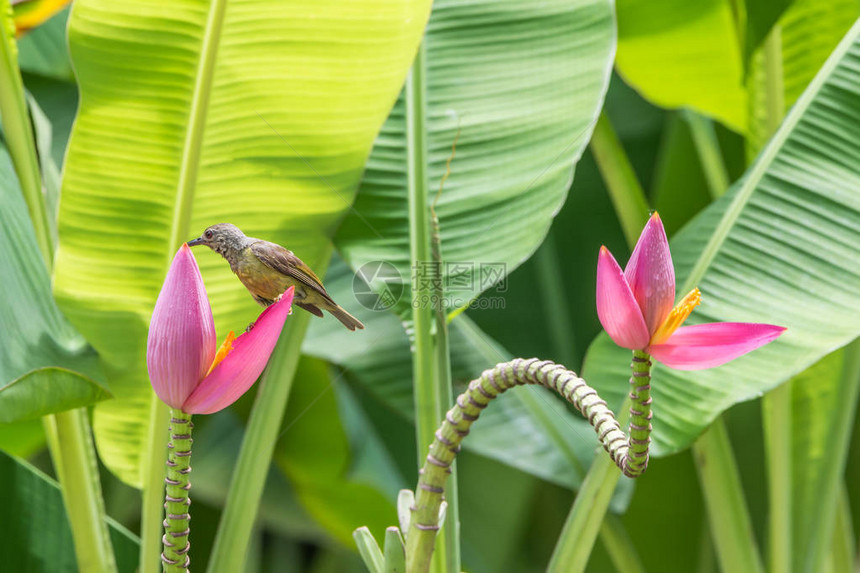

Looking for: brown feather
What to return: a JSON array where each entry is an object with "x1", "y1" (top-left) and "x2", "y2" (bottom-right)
[
  {"x1": 296, "y1": 302, "x2": 324, "y2": 317},
  {"x1": 250, "y1": 241, "x2": 336, "y2": 305}
]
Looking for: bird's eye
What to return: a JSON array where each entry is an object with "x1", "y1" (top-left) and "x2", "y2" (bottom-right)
[{"x1": 204, "y1": 230, "x2": 213, "y2": 239}]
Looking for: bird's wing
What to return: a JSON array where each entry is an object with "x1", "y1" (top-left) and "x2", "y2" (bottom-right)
[{"x1": 250, "y1": 241, "x2": 336, "y2": 304}]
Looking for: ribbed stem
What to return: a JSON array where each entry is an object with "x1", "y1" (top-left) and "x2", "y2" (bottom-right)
[
  {"x1": 405, "y1": 355, "x2": 652, "y2": 572},
  {"x1": 626, "y1": 350, "x2": 652, "y2": 475},
  {"x1": 162, "y1": 409, "x2": 193, "y2": 573}
]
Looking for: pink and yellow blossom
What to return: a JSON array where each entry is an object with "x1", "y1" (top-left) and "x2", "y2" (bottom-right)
[{"x1": 596, "y1": 213, "x2": 785, "y2": 370}]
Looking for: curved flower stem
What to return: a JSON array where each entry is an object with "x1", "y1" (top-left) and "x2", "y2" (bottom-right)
[
  {"x1": 162, "y1": 409, "x2": 193, "y2": 573},
  {"x1": 405, "y1": 355, "x2": 653, "y2": 572}
]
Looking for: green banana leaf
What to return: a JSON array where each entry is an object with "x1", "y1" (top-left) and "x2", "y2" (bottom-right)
[
  {"x1": 53, "y1": 0, "x2": 432, "y2": 486},
  {"x1": 335, "y1": 0, "x2": 615, "y2": 320},
  {"x1": 616, "y1": 0, "x2": 746, "y2": 132},
  {"x1": 0, "y1": 143, "x2": 105, "y2": 418},
  {"x1": 0, "y1": 450, "x2": 139, "y2": 572},
  {"x1": 582, "y1": 20, "x2": 860, "y2": 456},
  {"x1": 616, "y1": 0, "x2": 858, "y2": 134},
  {"x1": 0, "y1": 367, "x2": 111, "y2": 422}
]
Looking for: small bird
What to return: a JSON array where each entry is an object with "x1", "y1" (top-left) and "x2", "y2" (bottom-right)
[{"x1": 188, "y1": 223, "x2": 364, "y2": 331}]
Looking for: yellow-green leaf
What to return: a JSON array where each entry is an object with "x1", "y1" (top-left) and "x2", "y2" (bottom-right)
[{"x1": 54, "y1": 0, "x2": 432, "y2": 486}]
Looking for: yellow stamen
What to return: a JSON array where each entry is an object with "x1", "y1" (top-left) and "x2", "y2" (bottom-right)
[
  {"x1": 206, "y1": 331, "x2": 236, "y2": 376},
  {"x1": 650, "y1": 288, "x2": 701, "y2": 345}
]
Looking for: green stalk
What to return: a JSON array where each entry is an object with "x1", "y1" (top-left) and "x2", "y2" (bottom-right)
[
  {"x1": 589, "y1": 112, "x2": 651, "y2": 247},
  {"x1": 141, "y1": 400, "x2": 170, "y2": 573},
  {"x1": 207, "y1": 310, "x2": 311, "y2": 573},
  {"x1": 763, "y1": 27, "x2": 785, "y2": 136},
  {"x1": 683, "y1": 111, "x2": 731, "y2": 199},
  {"x1": 759, "y1": 26, "x2": 790, "y2": 573},
  {"x1": 429, "y1": 158, "x2": 461, "y2": 569},
  {"x1": 0, "y1": 0, "x2": 52, "y2": 263},
  {"x1": 693, "y1": 419, "x2": 765, "y2": 573},
  {"x1": 830, "y1": 486, "x2": 855, "y2": 573},
  {"x1": 696, "y1": 519, "x2": 717, "y2": 573},
  {"x1": 405, "y1": 42, "x2": 459, "y2": 573},
  {"x1": 803, "y1": 341, "x2": 860, "y2": 573},
  {"x1": 548, "y1": 448, "x2": 621, "y2": 573},
  {"x1": 599, "y1": 515, "x2": 646, "y2": 573},
  {"x1": 162, "y1": 409, "x2": 193, "y2": 573},
  {"x1": 762, "y1": 383, "x2": 791, "y2": 573},
  {"x1": 1, "y1": 5, "x2": 115, "y2": 572},
  {"x1": 53, "y1": 409, "x2": 118, "y2": 573},
  {"x1": 535, "y1": 235, "x2": 578, "y2": 366}
]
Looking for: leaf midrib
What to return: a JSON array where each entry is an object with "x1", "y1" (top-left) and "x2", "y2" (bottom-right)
[{"x1": 167, "y1": 0, "x2": 229, "y2": 258}]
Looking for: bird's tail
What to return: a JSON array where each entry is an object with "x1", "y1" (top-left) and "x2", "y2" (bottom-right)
[{"x1": 329, "y1": 305, "x2": 365, "y2": 331}]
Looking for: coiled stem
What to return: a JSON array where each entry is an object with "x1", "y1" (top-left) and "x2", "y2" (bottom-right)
[{"x1": 405, "y1": 354, "x2": 653, "y2": 572}]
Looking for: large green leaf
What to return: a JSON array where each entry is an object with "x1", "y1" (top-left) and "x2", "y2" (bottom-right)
[
  {"x1": 616, "y1": 0, "x2": 746, "y2": 132},
  {"x1": 616, "y1": 0, "x2": 858, "y2": 134},
  {"x1": 0, "y1": 142, "x2": 102, "y2": 404},
  {"x1": 335, "y1": 0, "x2": 615, "y2": 319},
  {"x1": 582, "y1": 20, "x2": 860, "y2": 456},
  {"x1": 53, "y1": 0, "x2": 432, "y2": 485},
  {"x1": 0, "y1": 450, "x2": 139, "y2": 572}
]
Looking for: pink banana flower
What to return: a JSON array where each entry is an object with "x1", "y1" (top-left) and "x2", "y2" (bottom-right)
[
  {"x1": 596, "y1": 213, "x2": 785, "y2": 370},
  {"x1": 147, "y1": 244, "x2": 293, "y2": 414}
]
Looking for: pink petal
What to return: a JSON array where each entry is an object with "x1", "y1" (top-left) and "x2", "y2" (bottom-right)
[
  {"x1": 624, "y1": 213, "x2": 675, "y2": 335},
  {"x1": 182, "y1": 287, "x2": 295, "y2": 414},
  {"x1": 147, "y1": 244, "x2": 217, "y2": 409},
  {"x1": 648, "y1": 322, "x2": 786, "y2": 370},
  {"x1": 596, "y1": 246, "x2": 650, "y2": 350}
]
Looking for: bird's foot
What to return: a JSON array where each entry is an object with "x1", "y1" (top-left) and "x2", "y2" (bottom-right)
[{"x1": 245, "y1": 322, "x2": 255, "y2": 334}]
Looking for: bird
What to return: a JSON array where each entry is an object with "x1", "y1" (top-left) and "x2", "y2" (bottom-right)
[{"x1": 187, "y1": 223, "x2": 365, "y2": 331}]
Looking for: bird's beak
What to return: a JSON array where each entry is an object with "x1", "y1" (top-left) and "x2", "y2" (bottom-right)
[{"x1": 187, "y1": 237, "x2": 205, "y2": 247}]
